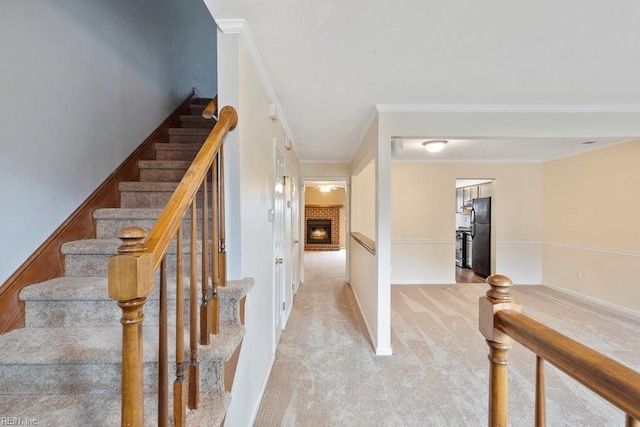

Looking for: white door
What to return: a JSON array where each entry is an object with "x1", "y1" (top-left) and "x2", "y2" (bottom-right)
[
  {"x1": 273, "y1": 144, "x2": 286, "y2": 344},
  {"x1": 290, "y1": 176, "x2": 300, "y2": 295}
]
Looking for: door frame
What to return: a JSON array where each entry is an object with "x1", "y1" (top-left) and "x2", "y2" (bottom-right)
[{"x1": 300, "y1": 176, "x2": 351, "y2": 285}]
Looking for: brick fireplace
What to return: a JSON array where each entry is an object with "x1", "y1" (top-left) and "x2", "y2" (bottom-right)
[{"x1": 305, "y1": 205, "x2": 341, "y2": 251}]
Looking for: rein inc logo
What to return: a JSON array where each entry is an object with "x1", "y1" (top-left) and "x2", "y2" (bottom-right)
[{"x1": 0, "y1": 418, "x2": 37, "y2": 426}]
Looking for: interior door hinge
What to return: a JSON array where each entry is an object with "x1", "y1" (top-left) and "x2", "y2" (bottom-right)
[{"x1": 282, "y1": 302, "x2": 286, "y2": 311}]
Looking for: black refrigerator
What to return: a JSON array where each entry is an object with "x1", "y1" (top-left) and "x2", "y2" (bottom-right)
[{"x1": 471, "y1": 197, "x2": 491, "y2": 277}]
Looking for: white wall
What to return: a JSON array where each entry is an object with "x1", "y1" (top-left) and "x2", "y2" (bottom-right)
[
  {"x1": 348, "y1": 115, "x2": 392, "y2": 355},
  {"x1": 300, "y1": 162, "x2": 350, "y2": 178},
  {"x1": 0, "y1": 0, "x2": 218, "y2": 284},
  {"x1": 351, "y1": 160, "x2": 376, "y2": 239},
  {"x1": 390, "y1": 162, "x2": 543, "y2": 284},
  {"x1": 542, "y1": 140, "x2": 640, "y2": 313},
  {"x1": 216, "y1": 23, "x2": 300, "y2": 426}
]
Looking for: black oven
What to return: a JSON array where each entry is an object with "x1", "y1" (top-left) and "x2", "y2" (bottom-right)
[
  {"x1": 455, "y1": 230, "x2": 465, "y2": 267},
  {"x1": 456, "y1": 229, "x2": 470, "y2": 267}
]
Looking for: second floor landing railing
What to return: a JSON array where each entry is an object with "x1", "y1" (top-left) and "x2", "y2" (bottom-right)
[
  {"x1": 479, "y1": 274, "x2": 640, "y2": 427},
  {"x1": 108, "y1": 103, "x2": 238, "y2": 426}
]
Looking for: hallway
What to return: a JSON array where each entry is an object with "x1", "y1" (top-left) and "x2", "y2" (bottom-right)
[{"x1": 254, "y1": 250, "x2": 639, "y2": 426}]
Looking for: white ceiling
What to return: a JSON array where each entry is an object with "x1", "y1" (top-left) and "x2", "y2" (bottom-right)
[{"x1": 208, "y1": 0, "x2": 640, "y2": 162}]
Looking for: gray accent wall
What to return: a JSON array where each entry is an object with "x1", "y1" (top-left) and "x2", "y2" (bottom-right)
[{"x1": 0, "y1": 0, "x2": 217, "y2": 283}]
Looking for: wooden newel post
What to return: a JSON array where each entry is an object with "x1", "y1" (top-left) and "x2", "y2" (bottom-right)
[
  {"x1": 108, "y1": 227, "x2": 155, "y2": 427},
  {"x1": 479, "y1": 274, "x2": 521, "y2": 427}
]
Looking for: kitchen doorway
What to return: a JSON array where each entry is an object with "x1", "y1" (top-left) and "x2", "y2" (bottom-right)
[{"x1": 455, "y1": 178, "x2": 494, "y2": 283}]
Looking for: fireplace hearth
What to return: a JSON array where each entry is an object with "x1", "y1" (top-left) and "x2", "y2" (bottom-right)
[{"x1": 306, "y1": 219, "x2": 331, "y2": 244}]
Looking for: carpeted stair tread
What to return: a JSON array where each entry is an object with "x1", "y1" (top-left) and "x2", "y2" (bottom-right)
[
  {"x1": 168, "y1": 128, "x2": 210, "y2": 136},
  {"x1": 20, "y1": 276, "x2": 199, "y2": 302},
  {"x1": 20, "y1": 276, "x2": 109, "y2": 301},
  {"x1": 94, "y1": 208, "x2": 163, "y2": 219},
  {"x1": 61, "y1": 238, "x2": 119, "y2": 255},
  {"x1": 138, "y1": 160, "x2": 192, "y2": 169},
  {"x1": 200, "y1": 324, "x2": 245, "y2": 363},
  {"x1": 119, "y1": 181, "x2": 213, "y2": 192},
  {"x1": 186, "y1": 391, "x2": 231, "y2": 426},
  {"x1": 20, "y1": 275, "x2": 250, "y2": 309},
  {"x1": 218, "y1": 277, "x2": 253, "y2": 301},
  {"x1": 119, "y1": 181, "x2": 179, "y2": 191},
  {"x1": 154, "y1": 142, "x2": 203, "y2": 151},
  {"x1": 62, "y1": 238, "x2": 202, "y2": 255},
  {"x1": 154, "y1": 142, "x2": 202, "y2": 160}
]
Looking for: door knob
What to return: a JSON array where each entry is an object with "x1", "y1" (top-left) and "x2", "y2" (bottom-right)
[
  {"x1": 275, "y1": 258, "x2": 283, "y2": 264},
  {"x1": 294, "y1": 240, "x2": 300, "y2": 244}
]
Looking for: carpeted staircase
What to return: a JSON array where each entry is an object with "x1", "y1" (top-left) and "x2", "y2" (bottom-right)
[{"x1": 0, "y1": 99, "x2": 251, "y2": 425}]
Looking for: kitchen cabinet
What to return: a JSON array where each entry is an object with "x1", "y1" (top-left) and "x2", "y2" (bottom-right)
[
  {"x1": 479, "y1": 183, "x2": 492, "y2": 198},
  {"x1": 456, "y1": 188, "x2": 464, "y2": 212},
  {"x1": 462, "y1": 186, "x2": 478, "y2": 207}
]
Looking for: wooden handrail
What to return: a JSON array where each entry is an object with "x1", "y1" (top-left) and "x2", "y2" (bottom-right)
[
  {"x1": 202, "y1": 96, "x2": 218, "y2": 119},
  {"x1": 496, "y1": 310, "x2": 640, "y2": 420},
  {"x1": 145, "y1": 106, "x2": 237, "y2": 270},
  {"x1": 479, "y1": 274, "x2": 640, "y2": 426}
]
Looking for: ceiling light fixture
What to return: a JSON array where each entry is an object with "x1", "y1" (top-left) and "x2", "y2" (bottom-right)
[
  {"x1": 318, "y1": 184, "x2": 334, "y2": 193},
  {"x1": 422, "y1": 139, "x2": 448, "y2": 153}
]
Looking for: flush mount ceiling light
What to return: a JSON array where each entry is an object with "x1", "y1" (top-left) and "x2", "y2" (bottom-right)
[
  {"x1": 422, "y1": 139, "x2": 448, "y2": 153},
  {"x1": 316, "y1": 183, "x2": 339, "y2": 193}
]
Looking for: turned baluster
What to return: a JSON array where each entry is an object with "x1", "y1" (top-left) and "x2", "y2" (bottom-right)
[
  {"x1": 173, "y1": 225, "x2": 187, "y2": 426},
  {"x1": 158, "y1": 257, "x2": 168, "y2": 427},
  {"x1": 108, "y1": 227, "x2": 155, "y2": 427},
  {"x1": 200, "y1": 179, "x2": 211, "y2": 345},
  {"x1": 188, "y1": 202, "x2": 200, "y2": 409},
  {"x1": 479, "y1": 274, "x2": 521, "y2": 427},
  {"x1": 211, "y1": 162, "x2": 220, "y2": 335},
  {"x1": 536, "y1": 356, "x2": 546, "y2": 427},
  {"x1": 218, "y1": 146, "x2": 227, "y2": 286}
]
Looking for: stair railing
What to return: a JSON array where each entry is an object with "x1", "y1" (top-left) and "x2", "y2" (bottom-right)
[
  {"x1": 108, "y1": 104, "x2": 237, "y2": 426},
  {"x1": 479, "y1": 275, "x2": 640, "y2": 426}
]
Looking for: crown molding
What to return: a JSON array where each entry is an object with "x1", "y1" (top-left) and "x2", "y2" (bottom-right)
[
  {"x1": 375, "y1": 104, "x2": 640, "y2": 113},
  {"x1": 216, "y1": 18, "x2": 296, "y2": 147}
]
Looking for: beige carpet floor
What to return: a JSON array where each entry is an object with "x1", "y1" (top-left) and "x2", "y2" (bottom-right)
[{"x1": 255, "y1": 250, "x2": 640, "y2": 426}]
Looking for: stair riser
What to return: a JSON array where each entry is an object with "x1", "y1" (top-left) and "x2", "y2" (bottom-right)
[
  {"x1": 120, "y1": 190, "x2": 211, "y2": 209},
  {"x1": 139, "y1": 168, "x2": 188, "y2": 182},
  {"x1": 65, "y1": 253, "x2": 202, "y2": 277},
  {"x1": 180, "y1": 117, "x2": 216, "y2": 129},
  {"x1": 0, "y1": 363, "x2": 160, "y2": 395},
  {"x1": 25, "y1": 298, "x2": 194, "y2": 328},
  {"x1": 155, "y1": 150, "x2": 199, "y2": 161},
  {"x1": 189, "y1": 104, "x2": 206, "y2": 115},
  {"x1": 96, "y1": 217, "x2": 200, "y2": 239},
  {"x1": 169, "y1": 134, "x2": 208, "y2": 144}
]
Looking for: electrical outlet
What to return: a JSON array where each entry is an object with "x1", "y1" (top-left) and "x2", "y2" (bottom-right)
[{"x1": 575, "y1": 268, "x2": 582, "y2": 279}]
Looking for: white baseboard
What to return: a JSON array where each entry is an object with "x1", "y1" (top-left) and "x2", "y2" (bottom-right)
[
  {"x1": 248, "y1": 352, "x2": 276, "y2": 427},
  {"x1": 375, "y1": 346, "x2": 393, "y2": 356},
  {"x1": 392, "y1": 280, "x2": 456, "y2": 285},
  {"x1": 542, "y1": 281, "x2": 640, "y2": 320},
  {"x1": 347, "y1": 282, "x2": 386, "y2": 355}
]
